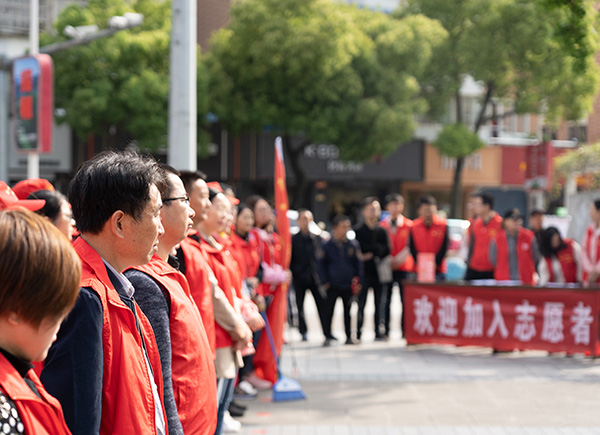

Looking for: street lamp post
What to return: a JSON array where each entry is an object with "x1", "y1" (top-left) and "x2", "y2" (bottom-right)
[
  {"x1": 27, "y1": 0, "x2": 40, "y2": 179},
  {"x1": 168, "y1": 0, "x2": 197, "y2": 171}
]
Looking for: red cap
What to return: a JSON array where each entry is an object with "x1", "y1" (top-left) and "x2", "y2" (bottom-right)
[
  {"x1": 12, "y1": 178, "x2": 54, "y2": 200},
  {"x1": 207, "y1": 181, "x2": 239, "y2": 205},
  {"x1": 0, "y1": 181, "x2": 46, "y2": 211}
]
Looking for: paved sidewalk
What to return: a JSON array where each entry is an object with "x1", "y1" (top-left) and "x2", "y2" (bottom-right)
[{"x1": 236, "y1": 289, "x2": 600, "y2": 434}]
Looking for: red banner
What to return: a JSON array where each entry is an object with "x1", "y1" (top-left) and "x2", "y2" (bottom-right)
[{"x1": 404, "y1": 282, "x2": 600, "y2": 355}]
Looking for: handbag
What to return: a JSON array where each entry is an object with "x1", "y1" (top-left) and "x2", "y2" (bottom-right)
[{"x1": 375, "y1": 255, "x2": 393, "y2": 284}]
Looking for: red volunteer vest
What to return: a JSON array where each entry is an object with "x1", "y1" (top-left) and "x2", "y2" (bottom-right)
[
  {"x1": 131, "y1": 255, "x2": 217, "y2": 435},
  {"x1": 249, "y1": 228, "x2": 288, "y2": 383},
  {"x1": 201, "y1": 241, "x2": 236, "y2": 349},
  {"x1": 381, "y1": 216, "x2": 414, "y2": 272},
  {"x1": 583, "y1": 225, "x2": 600, "y2": 284},
  {"x1": 0, "y1": 354, "x2": 71, "y2": 435},
  {"x1": 179, "y1": 234, "x2": 217, "y2": 356},
  {"x1": 410, "y1": 215, "x2": 447, "y2": 273},
  {"x1": 72, "y1": 238, "x2": 167, "y2": 435},
  {"x1": 229, "y1": 232, "x2": 261, "y2": 279},
  {"x1": 469, "y1": 214, "x2": 503, "y2": 271},
  {"x1": 544, "y1": 239, "x2": 578, "y2": 284},
  {"x1": 494, "y1": 228, "x2": 536, "y2": 285}
]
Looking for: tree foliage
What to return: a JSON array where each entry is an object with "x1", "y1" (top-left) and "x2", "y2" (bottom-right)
[
  {"x1": 398, "y1": 0, "x2": 600, "y2": 217},
  {"x1": 40, "y1": 0, "x2": 191, "y2": 152},
  {"x1": 433, "y1": 124, "x2": 484, "y2": 158},
  {"x1": 204, "y1": 0, "x2": 446, "y2": 161}
]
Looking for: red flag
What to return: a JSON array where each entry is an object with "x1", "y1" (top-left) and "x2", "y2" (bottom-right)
[{"x1": 274, "y1": 137, "x2": 291, "y2": 268}]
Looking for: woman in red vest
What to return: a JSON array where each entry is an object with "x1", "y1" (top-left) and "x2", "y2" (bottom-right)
[
  {"x1": 489, "y1": 209, "x2": 538, "y2": 285},
  {"x1": 0, "y1": 209, "x2": 80, "y2": 435},
  {"x1": 246, "y1": 195, "x2": 291, "y2": 387},
  {"x1": 538, "y1": 226, "x2": 582, "y2": 286}
]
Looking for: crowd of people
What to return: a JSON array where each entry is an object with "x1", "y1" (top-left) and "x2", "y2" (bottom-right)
[
  {"x1": 0, "y1": 150, "x2": 599, "y2": 435},
  {"x1": 290, "y1": 192, "x2": 600, "y2": 347}
]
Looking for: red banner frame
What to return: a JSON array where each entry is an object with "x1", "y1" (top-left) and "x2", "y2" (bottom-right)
[{"x1": 404, "y1": 282, "x2": 600, "y2": 355}]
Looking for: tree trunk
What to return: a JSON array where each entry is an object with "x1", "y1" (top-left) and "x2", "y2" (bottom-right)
[
  {"x1": 283, "y1": 134, "x2": 310, "y2": 210},
  {"x1": 449, "y1": 91, "x2": 464, "y2": 218},
  {"x1": 450, "y1": 156, "x2": 464, "y2": 218},
  {"x1": 449, "y1": 81, "x2": 495, "y2": 218}
]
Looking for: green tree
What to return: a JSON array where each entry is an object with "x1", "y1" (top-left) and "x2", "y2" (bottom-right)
[
  {"x1": 204, "y1": 0, "x2": 446, "y2": 207},
  {"x1": 41, "y1": 0, "x2": 207, "y2": 157},
  {"x1": 399, "y1": 0, "x2": 599, "y2": 218}
]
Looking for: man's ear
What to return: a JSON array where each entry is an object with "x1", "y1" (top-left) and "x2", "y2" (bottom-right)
[
  {"x1": 110, "y1": 210, "x2": 126, "y2": 238},
  {"x1": 7, "y1": 312, "x2": 21, "y2": 326}
]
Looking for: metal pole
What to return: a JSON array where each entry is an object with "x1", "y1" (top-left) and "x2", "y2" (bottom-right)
[
  {"x1": 168, "y1": 0, "x2": 197, "y2": 171},
  {"x1": 27, "y1": 0, "x2": 40, "y2": 179}
]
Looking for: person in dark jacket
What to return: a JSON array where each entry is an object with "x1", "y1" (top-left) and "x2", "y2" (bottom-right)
[
  {"x1": 353, "y1": 197, "x2": 391, "y2": 341},
  {"x1": 290, "y1": 209, "x2": 327, "y2": 341},
  {"x1": 320, "y1": 215, "x2": 363, "y2": 345}
]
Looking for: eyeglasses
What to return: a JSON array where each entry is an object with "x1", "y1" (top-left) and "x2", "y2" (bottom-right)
[{"x1": 163, "y1": 196, "x2": 190, "y2": 205}]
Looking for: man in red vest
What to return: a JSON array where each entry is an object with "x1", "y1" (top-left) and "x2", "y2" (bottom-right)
[
  {"x1": 465, "y1": 192, "x2": 503, "y2": 281},
  {"x1": 380, "y1": 194, "x2": 413, "y2": 338},
  {"x1": 582, "y1": 199, "x2": 600, "y2": 286},
  {"x1": 409, "y1": 195, "x2": 448, "y2": 281},
  {"x1": 125, "y1": 165, "x2": 217, "y2": 435},
  {"x1": 489, "y1": 209, "x2": 538, "y2": 285},
  {"x1": 41, "y1": 151, "x2": 168, "y2": 435}
]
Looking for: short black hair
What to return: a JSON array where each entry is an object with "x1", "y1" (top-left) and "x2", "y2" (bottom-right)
[
  {"x1": 476, "y1": 192, "x2": 494, "y2": 209},
  {"x1": 384, "y1": 194, "x2": 404, "y2": 206},
  {"x1": 332, "y1": 214, "x2": 350, "y2": 227},
  {"x1": 68, "y1": 150, "x2": 162, "y2": 234},
  {"x1": 159, "y1": 164, "x2": 180, "y2": 199},
  {"x1": 418, "y1": 195, "x2": 437, "y2": 207},
  {"x1": 530, "y1": 208, "x2": 545, "y2": 217},
  {"x1": 503, "y1": 208, "x2": 522, "y2": 220},
  {"x1": 179, "y1": 170, "x2": 207, "y2": 194},
  {"x1": 594, "y1": 199, "x2": 600, "y2": 211},
  {"x1": 360, "y1": 196, "x2": 379, "y2": 210},
  {"x1": 27, "y1": 189, "x2": 67, "y2": 222}
]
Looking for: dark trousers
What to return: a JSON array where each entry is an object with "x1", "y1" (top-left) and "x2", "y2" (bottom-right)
[
  {"x1": 357, "y1": 273, "x2": 385, "y2": 338},
  {"x1": 465, "y1": 268, "x2": 494, "y2": 281},
  {"x1": 293, "y1": 278, "x2": 327, "y2": 336},
  {"x1": 324, "y1": 286, "x2": 353, "y2": 339},
  {"x1": 383, "y1": 270, "x2": 410, "y2": 337}
]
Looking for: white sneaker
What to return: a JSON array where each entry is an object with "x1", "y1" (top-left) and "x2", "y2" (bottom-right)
[
  {"x1": 243, "y1": 371, "x2": 273, "y2": 391},
  {"x1": 222, "y1": 410, "x2": 241, "y2": 434},
  {"x1": 238, "y1": 380, "x2": 258, "y2": 395}
]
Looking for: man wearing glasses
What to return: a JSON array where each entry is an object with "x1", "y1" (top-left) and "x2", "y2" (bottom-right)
[{"x1": 125, "y1": 165, "x2": 218, "y2": 435}]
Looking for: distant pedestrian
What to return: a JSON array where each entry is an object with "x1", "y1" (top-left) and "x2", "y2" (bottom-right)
[
  {"x1": 320, "y1": 215, "x2": 363, "y2": 345},
  {"x1": 465, "y1": 193, "x2": 503, "y2": 281},
  {"x1": 538, "y1": 226, "x2": 582, "y2": 286},
  {"x1": 354, "y1": 197, "x2": 391, "y2": 341},
  {"x1": 380, "y1": 194, "x2": 413, "y2": 338},
  {"x1": 290, "y1": 209, "x2": 327, "y2": 342},
  {"x1": 489, "y1": 209, "x2": 538, "y2": 285},
  {"x1": 410, "y1": 195, "x2": 449, "y2": 281}
]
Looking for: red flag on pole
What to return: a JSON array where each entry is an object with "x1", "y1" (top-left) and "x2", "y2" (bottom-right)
[{"x1": 274, "y1": 136, "x2": 291, "y2": 268}]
